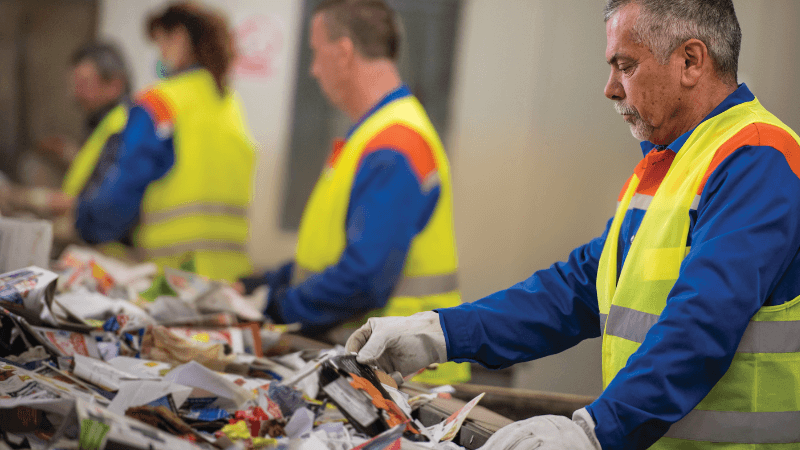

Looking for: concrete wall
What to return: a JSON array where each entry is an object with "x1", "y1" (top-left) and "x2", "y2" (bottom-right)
[{"x1": 98, "y1": 0, "x2": 800, "y2": 397}]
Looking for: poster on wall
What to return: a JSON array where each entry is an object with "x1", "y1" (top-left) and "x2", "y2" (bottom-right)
[{"x1": 233, "y1": 14, "x2": 285, "y2": 81}]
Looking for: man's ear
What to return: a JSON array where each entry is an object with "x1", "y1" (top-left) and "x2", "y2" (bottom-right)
[
  {"x1": 337, "y1": 36, "x2": 355, "y2": 70},
  {"x1": 109, "y1": 77, "x2": 126, "y2": 99},
  {"x1": 679, "y1": 38, "x2": 709, "y2": 87}
]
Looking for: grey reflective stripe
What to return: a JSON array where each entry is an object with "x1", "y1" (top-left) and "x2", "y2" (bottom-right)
[
  {"x1": 628, "y1": 193, "x2": 653, "y2": 211},
  {"x1": 599, "y1": 313, "x2": 608, "y2": 335},
  {"x1": 605, "y1": 305, "x2": 800, "y2": 353},
  {"x1": 142, "y1": 202, "x2": 248, "y2": 225},
  {"x1": 392, "y1": 273, "x2": 458, "y2": 297},
  {"x1": 604, "y1": 305, "x2": 659, "y2": 344},
  {"x1": 620, "y1": 194, "x2": 701, "y2": 212},
  {"x1": 690, "y1": 194, "x2": 701, "y2": 211},
  {"x1": 420, "y1": 171, "x2": 441, "y2": 194},
  {"x1": 736, "y1": 320, "x2": 800, "y2": 353},
  {"x1": 144, "y1": 240, "x2": 247, "y2": 259},
  {"x1": 664, "y1": 409, "x2": 800, "y2": 444},
  {"x1": 293, "y1": 267, "x2": 458, "y2": 297}
]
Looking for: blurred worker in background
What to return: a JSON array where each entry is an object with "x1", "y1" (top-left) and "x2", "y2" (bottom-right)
[
  {"x1": 63, "y1": 44, "x2": 131, "y2": 201},
  {"x1": 240, "y1": 0, "x2": 469, "y2": 384},
  {"x1": 348, "y1": 0, "x2": 800, "y2": 448},
  {"x1": 75, "y1": 2, "x2": 255, "y2": 291},
  {"x1": 1, "y1": 43, "x2": 130, "y2": 223}
]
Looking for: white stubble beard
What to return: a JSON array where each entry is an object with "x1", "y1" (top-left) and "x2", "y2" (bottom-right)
[{"x1": 615, "y1": 101, "x2": 654, "y2": 141}]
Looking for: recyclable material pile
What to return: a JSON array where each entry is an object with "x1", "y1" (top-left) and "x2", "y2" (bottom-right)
[{"x1": 0, "y1": 246, "x2": 482, "y2": 450}]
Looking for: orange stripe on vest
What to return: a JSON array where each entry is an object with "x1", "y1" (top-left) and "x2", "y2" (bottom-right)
[
  {"x1": 618, "y1": 149, "x2": 676, "y2": 201},
  {"x1": 699, "y1": 123, "x2": 800, "y2": 194},
  {"x1": 361, "y1": 124, "x2": 438, "y2": 184},
  {"x1": 137, "y1": 89, "x2": 176, "y2": 127}
]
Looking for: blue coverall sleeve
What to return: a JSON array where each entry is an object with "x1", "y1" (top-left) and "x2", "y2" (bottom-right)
[
  {"x1": 438, "y1": 218, "x2": 612, "y2": 369},
  {"x1": 75, "y1": 106, "x2": 175, "y2": 244},
  {"x1": 587, "y1": 146, "x2": 800, "y2": 449},
  {"x1": 270, "y1": 149, "x2": 440, "y2": 332}
]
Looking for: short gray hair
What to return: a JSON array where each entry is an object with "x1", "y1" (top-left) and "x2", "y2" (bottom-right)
[
  {"x1": 314, "y1": 0, "x2": 401, "y2": 61},
  {"x1": 604, "y1": 0, "x2": 741, "y2": 85},
  {"x1": 71, "y1": 42, "x2": 132, "y2": 95}
]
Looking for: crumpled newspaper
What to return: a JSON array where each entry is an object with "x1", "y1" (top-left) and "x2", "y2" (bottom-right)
[
  {"x1": 0, "y1": 267, "x2": 58, "y2": 325},
  {"x1": 141, "y1": 326, "x2": 235, "y2": 372}
]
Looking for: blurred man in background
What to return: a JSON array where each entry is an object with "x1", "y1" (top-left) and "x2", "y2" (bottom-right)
[
  {"x1": 241, "y1": 0, "x2": 469, "y2": 384},
  {"x1": 347, "y1": 0, "x2": 800, "y2": 448},
  {"x1": 1, "y1": 43, "x2": 130, "y2": 222},
  {"x1": 61, "y1": 43, "x2": 131, "y2": 200}
]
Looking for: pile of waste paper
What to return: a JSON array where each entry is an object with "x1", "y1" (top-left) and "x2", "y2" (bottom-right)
[{"x1": 0, "y1": 246, "x2": 483, "y2": 450}]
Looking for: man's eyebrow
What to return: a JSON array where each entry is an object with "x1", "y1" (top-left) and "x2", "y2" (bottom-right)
[{"x1": 607, "y1": 53, "x2": 631, "y2": 65}]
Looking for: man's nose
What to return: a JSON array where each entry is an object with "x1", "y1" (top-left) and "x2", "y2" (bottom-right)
[{"x1": 604, "y1": 70, "x2": 624, "y2": 101}]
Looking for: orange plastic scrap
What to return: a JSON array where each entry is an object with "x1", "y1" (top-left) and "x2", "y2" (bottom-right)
[
  {"x1": 347, "y1": 373, "x2": 418, "y2": 434},
  {"x1": 90, "y1": 261, "x2": 115, "y2": 295}
]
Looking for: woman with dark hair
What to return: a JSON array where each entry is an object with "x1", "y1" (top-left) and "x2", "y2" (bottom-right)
[
  {"x1": 147, "y1": 2, "x2": 233, "y2": 94},
  {"x1": 75, "y1": 2, "x2": 255, "y2": 292}
]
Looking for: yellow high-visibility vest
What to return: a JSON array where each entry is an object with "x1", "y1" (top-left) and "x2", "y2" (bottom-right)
[
  {"x1": 295, "y1": 94, "x2": 469, "y2": 384},
  {"x1": 597, "y1": 97, "x2": 800, "y2": 448},
  {"x1": 62, "y1": 103, "x2": 128, "y2": 197},
  {"x1": 133, "y1": 69, "x2": 255, "y2": 282}
]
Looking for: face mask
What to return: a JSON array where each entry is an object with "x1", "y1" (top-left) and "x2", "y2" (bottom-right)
[{"x1": 156, "y1": 60, "x2": 169, "y2": 79}]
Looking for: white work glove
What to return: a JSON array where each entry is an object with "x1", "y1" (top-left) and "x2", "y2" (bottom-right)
[
  {"x1": 345, "y1": 311, "x2": 447, "y2": 377},
  {"x1": 480, "y1": 408, "x2": 602, "y2": 450}
]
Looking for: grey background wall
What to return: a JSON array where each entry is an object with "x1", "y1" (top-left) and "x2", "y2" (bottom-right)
[
  {"x1": 0, "y1": 0, "x2": 96, "y2": 185},
  {"x1": 87, "y1": 0, "x2": 800, "y2": 396},
  {"x1": 448, "y1": 0, "x2": 800, "y2": 397}
]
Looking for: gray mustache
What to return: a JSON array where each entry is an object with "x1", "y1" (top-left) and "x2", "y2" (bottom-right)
[{"x1": 614, "y1": 102, "x2": 637, "y2": 116}]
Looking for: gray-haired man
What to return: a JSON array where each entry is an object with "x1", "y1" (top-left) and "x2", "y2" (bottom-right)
[{"x1": 348, "y1": 1, "x2": 800, "y2": 448}]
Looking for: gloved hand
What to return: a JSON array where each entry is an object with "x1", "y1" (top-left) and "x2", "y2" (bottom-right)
[
  {"x1": 480, "y1": 408, "x2": 602, "y2": 450},
  {"x1": 345, "y1": 311, "x2": 448, "y2": 377}
]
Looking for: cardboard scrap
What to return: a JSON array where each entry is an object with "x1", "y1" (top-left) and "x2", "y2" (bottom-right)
[{"x1": 424, "y1": 393, "x2": 486, "y2": 442}]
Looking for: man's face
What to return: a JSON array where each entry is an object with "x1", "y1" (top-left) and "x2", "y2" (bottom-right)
[
  {"x1": 71, "y1": 60, "x2": 121, "y2": 114},
  {"x1": 309, "y1": 13, "x2": 348, "y2": 109},
  {"x1": 604, "y1": 4, "x2": 685, "y2": 144}
]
